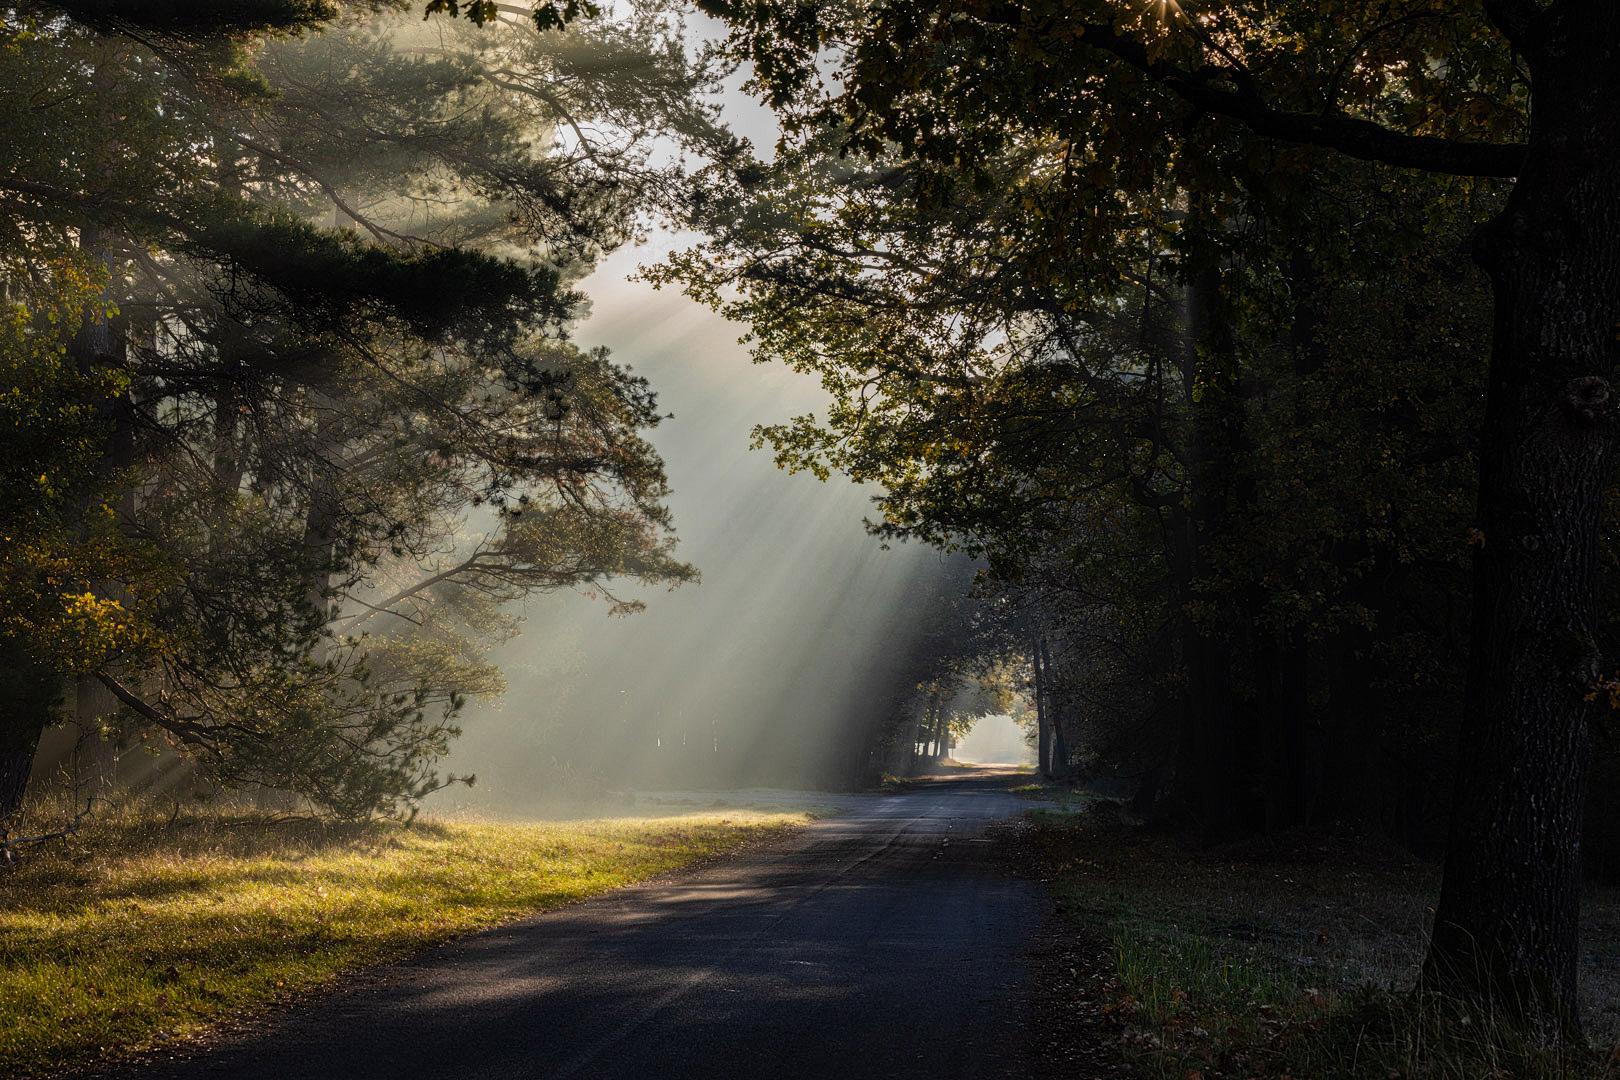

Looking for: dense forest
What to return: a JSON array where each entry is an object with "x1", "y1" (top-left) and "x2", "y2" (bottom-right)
[
  {"x1": 659, "y1": 0, "x2": 1619, "y2": 1041},
  {"x1": 0, "y1": 0, "x2": 724, "y2": 817},
  {"x1": 3, "y1": 0, "x2": 1618, "y2": 1054}
]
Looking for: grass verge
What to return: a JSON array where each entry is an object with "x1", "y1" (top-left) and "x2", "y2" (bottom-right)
[
  {"x1": 1024, "y1": 803, "x2": 1620, "y2": 1079},
  {"x1": 0, "y1": 804, "x2": 813, "y2": 1077},
  {"x1": 1012, "y1": 781, "x2": 1103, "y2": 810}
]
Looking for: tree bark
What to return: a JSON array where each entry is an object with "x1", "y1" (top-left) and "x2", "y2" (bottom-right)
[
  {"x1": 1034, "y1": 636, "x2": 1052, "y2": 776},
  {"x1": 300, "y1": 395, "x2": 344, "y2": 652},
  {"x1": 1039, "y1": 637, "x2": 1073, "y2": 780},
  {"x1": 1258, "y1": 630, "x2": 1312, "y2": 830},
  {"x1": 1420, "y1": 9, "x2": 1620, "y2": 1042},
  {"x1": 0, "y1": 640, "x2": 62, "y2": 820},
  {"x1": 1169, "y1": 270, "x2": 1242, "y2": 835}
]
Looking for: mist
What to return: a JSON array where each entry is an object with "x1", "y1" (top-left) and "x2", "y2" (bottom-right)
[
  {"x1": 951, "y1": 716, "x2": 1036, "y2": 767},
  {"x1": 435, "y1": 241, "x2": 951, "y2": 810}
]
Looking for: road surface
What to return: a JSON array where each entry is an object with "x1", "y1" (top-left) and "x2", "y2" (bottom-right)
[{"x1": 102, "y1": 769, "x2": 1043, "y2": 1080}]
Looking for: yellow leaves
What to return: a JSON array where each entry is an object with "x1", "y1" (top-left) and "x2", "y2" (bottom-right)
[{"x1": 1586, "y1": 674, "x2": 1620, "y2": 711}]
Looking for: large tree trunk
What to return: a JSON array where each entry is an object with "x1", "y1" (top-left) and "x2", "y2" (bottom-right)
[
  {"x1": 1170, "y1": 270, "x2": 1243, "y2": 835},
  {"x1": 1420, "y1": 15, "x2": 1620, "y2": 1042},
  {"x1": 0, "y1": 641, "x2": 63, "y2": 820},
  {"x1": 1257, "y1": 630, "x2": 1312, "y2": 830},
  {"x1": 1173, "y1": 617, "x2": 1238, "y2": 832}
]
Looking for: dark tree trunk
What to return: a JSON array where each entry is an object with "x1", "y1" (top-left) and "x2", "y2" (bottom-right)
[
  {"x1": 1173, "y1": 618, "x2": 1238, "y2": 833},
  {"x1": 1049, "y1": 719, "x2": 1071, "y2": 782},
  {"x1": 1258, "y1": 630, "x2": 1312, "y2": 830},
  {"x1": 301, "y1": 402, "x2": 344, "y2": 643},
  {"x1": 1169, "y1": 270, "x2": 1243, "y2": 836},
  {"x1": 1420, "y1": 10, "x2": 1620, "y2": 1042},
  {"x1": 0, "y1": 641, "x2": 62, "y2": 820},
  {"x1": 903, "y1": 712, "x2": 920, "y2": 774},
  {"x1": 0, "y1": 749, "x2": 37, "y2": 822},
  {"x1": 1039, "y1": 637, "x2": 1074, "y2": 781},
  {"x1": 1034, "y1": 637, "x2": 1051, "y2": 776},
  {"x1": 1320, "y1": 626, "x2": 1384, "y2": 828}
]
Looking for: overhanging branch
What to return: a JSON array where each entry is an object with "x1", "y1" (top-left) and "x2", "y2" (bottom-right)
[{"x1": 1070, "y1": 23, "x2": 1526, "y2": 177}]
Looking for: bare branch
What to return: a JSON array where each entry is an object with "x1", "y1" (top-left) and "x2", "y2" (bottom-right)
[
  {"x1": 2, "y1": 797, "x2": 99, "y2": 861},
  {"x1": 225, "y1": 132, "x2": 440, "y2": 248}
]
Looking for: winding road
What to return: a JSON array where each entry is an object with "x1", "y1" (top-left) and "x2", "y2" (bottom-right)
[{"x1": 106, "y1": 769, "x2": 1043, "y2": 1080}]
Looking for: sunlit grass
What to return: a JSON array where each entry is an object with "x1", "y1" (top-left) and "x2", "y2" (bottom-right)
[{"x1": 0, "y1": 804, "x2": 811, "y2": 1076}]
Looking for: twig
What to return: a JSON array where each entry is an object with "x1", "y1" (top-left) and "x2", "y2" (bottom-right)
[{"x1": 1, "y1": 796, "x2": 100, "y2": 862}]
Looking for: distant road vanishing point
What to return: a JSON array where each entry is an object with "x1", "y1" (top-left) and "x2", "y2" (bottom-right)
[{"x1": 95, "y1": 769, "x2": 1042, "y2": 1080}]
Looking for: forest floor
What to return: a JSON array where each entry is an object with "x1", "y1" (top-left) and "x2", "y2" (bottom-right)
[
  {"x1": 0, "y1": 803, "x2": 814, "y2": 1077},
  {"x1": 1017, "y1": 792, "x2": 1620, "y2": 1079}
]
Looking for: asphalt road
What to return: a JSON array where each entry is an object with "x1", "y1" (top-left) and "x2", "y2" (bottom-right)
[{"x1": 106, "y1": 768, "x2": 1042, "y2": 1080}]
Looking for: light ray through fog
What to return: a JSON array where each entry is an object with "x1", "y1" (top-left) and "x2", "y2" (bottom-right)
[{"x1": 438, "y1": 242, "x2": 945, "y2": 807}]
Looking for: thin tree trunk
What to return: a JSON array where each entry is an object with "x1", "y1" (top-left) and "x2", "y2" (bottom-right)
[
  {"x1": 1420, "y1": 13, "x2": 1620, "y2": 1041},
  {"x1": 1040, "y1": 637, "x2": 1073, "y2": 781},
  {"x1": 1034, "y1": 637, "x2": 1051, "y2": 776},
  {"x1": 928, "y1": 695, "x2": 947, "y2": 761},
  {"x1": 1258, "y1": 630, "x2": 1311, "y2": 830},
  {"x1": 300, "y1": 395, "x2": 344, "y2": 651}
]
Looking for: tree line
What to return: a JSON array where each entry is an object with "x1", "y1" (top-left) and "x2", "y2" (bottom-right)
[
  {"x1": 0, "y1": 0, "x2": 729, "y2": 817},
  {"x1": 658, "y1": 0, "x2": 1619, "y2": 1044}
]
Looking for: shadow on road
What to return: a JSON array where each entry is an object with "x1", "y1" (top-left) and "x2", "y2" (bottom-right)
[{"x1": 91, "y1": 766, "x2": 1043, "y2": 1080}]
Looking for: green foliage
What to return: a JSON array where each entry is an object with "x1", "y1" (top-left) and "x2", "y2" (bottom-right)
[
  {"x1": 181, "y1": 207, "x2": 575, "y2": 346},
  {"x1": 661, "y1": 0, "x2": 1519, "y2": 816},
  {"x1": 0, "y1": 269, "x2": 166, "y2": 679},
  {"x1": 0, "y1": 0, "x2": 724, "y2": 816},
  {"x1": 424, "y1": 0, "x2": 600, "y2": 35},
  {"x1": 43, "y1": 0, "x2": 339, "y2": 36}
]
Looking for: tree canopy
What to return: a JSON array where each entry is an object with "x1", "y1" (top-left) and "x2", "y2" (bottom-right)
[
  {"x1": 0, "y1": 0, "x2": 723, "y2": 817},
  {"x1": 671, "y1": 0, "x2": 1620, "y2": 1042}
]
